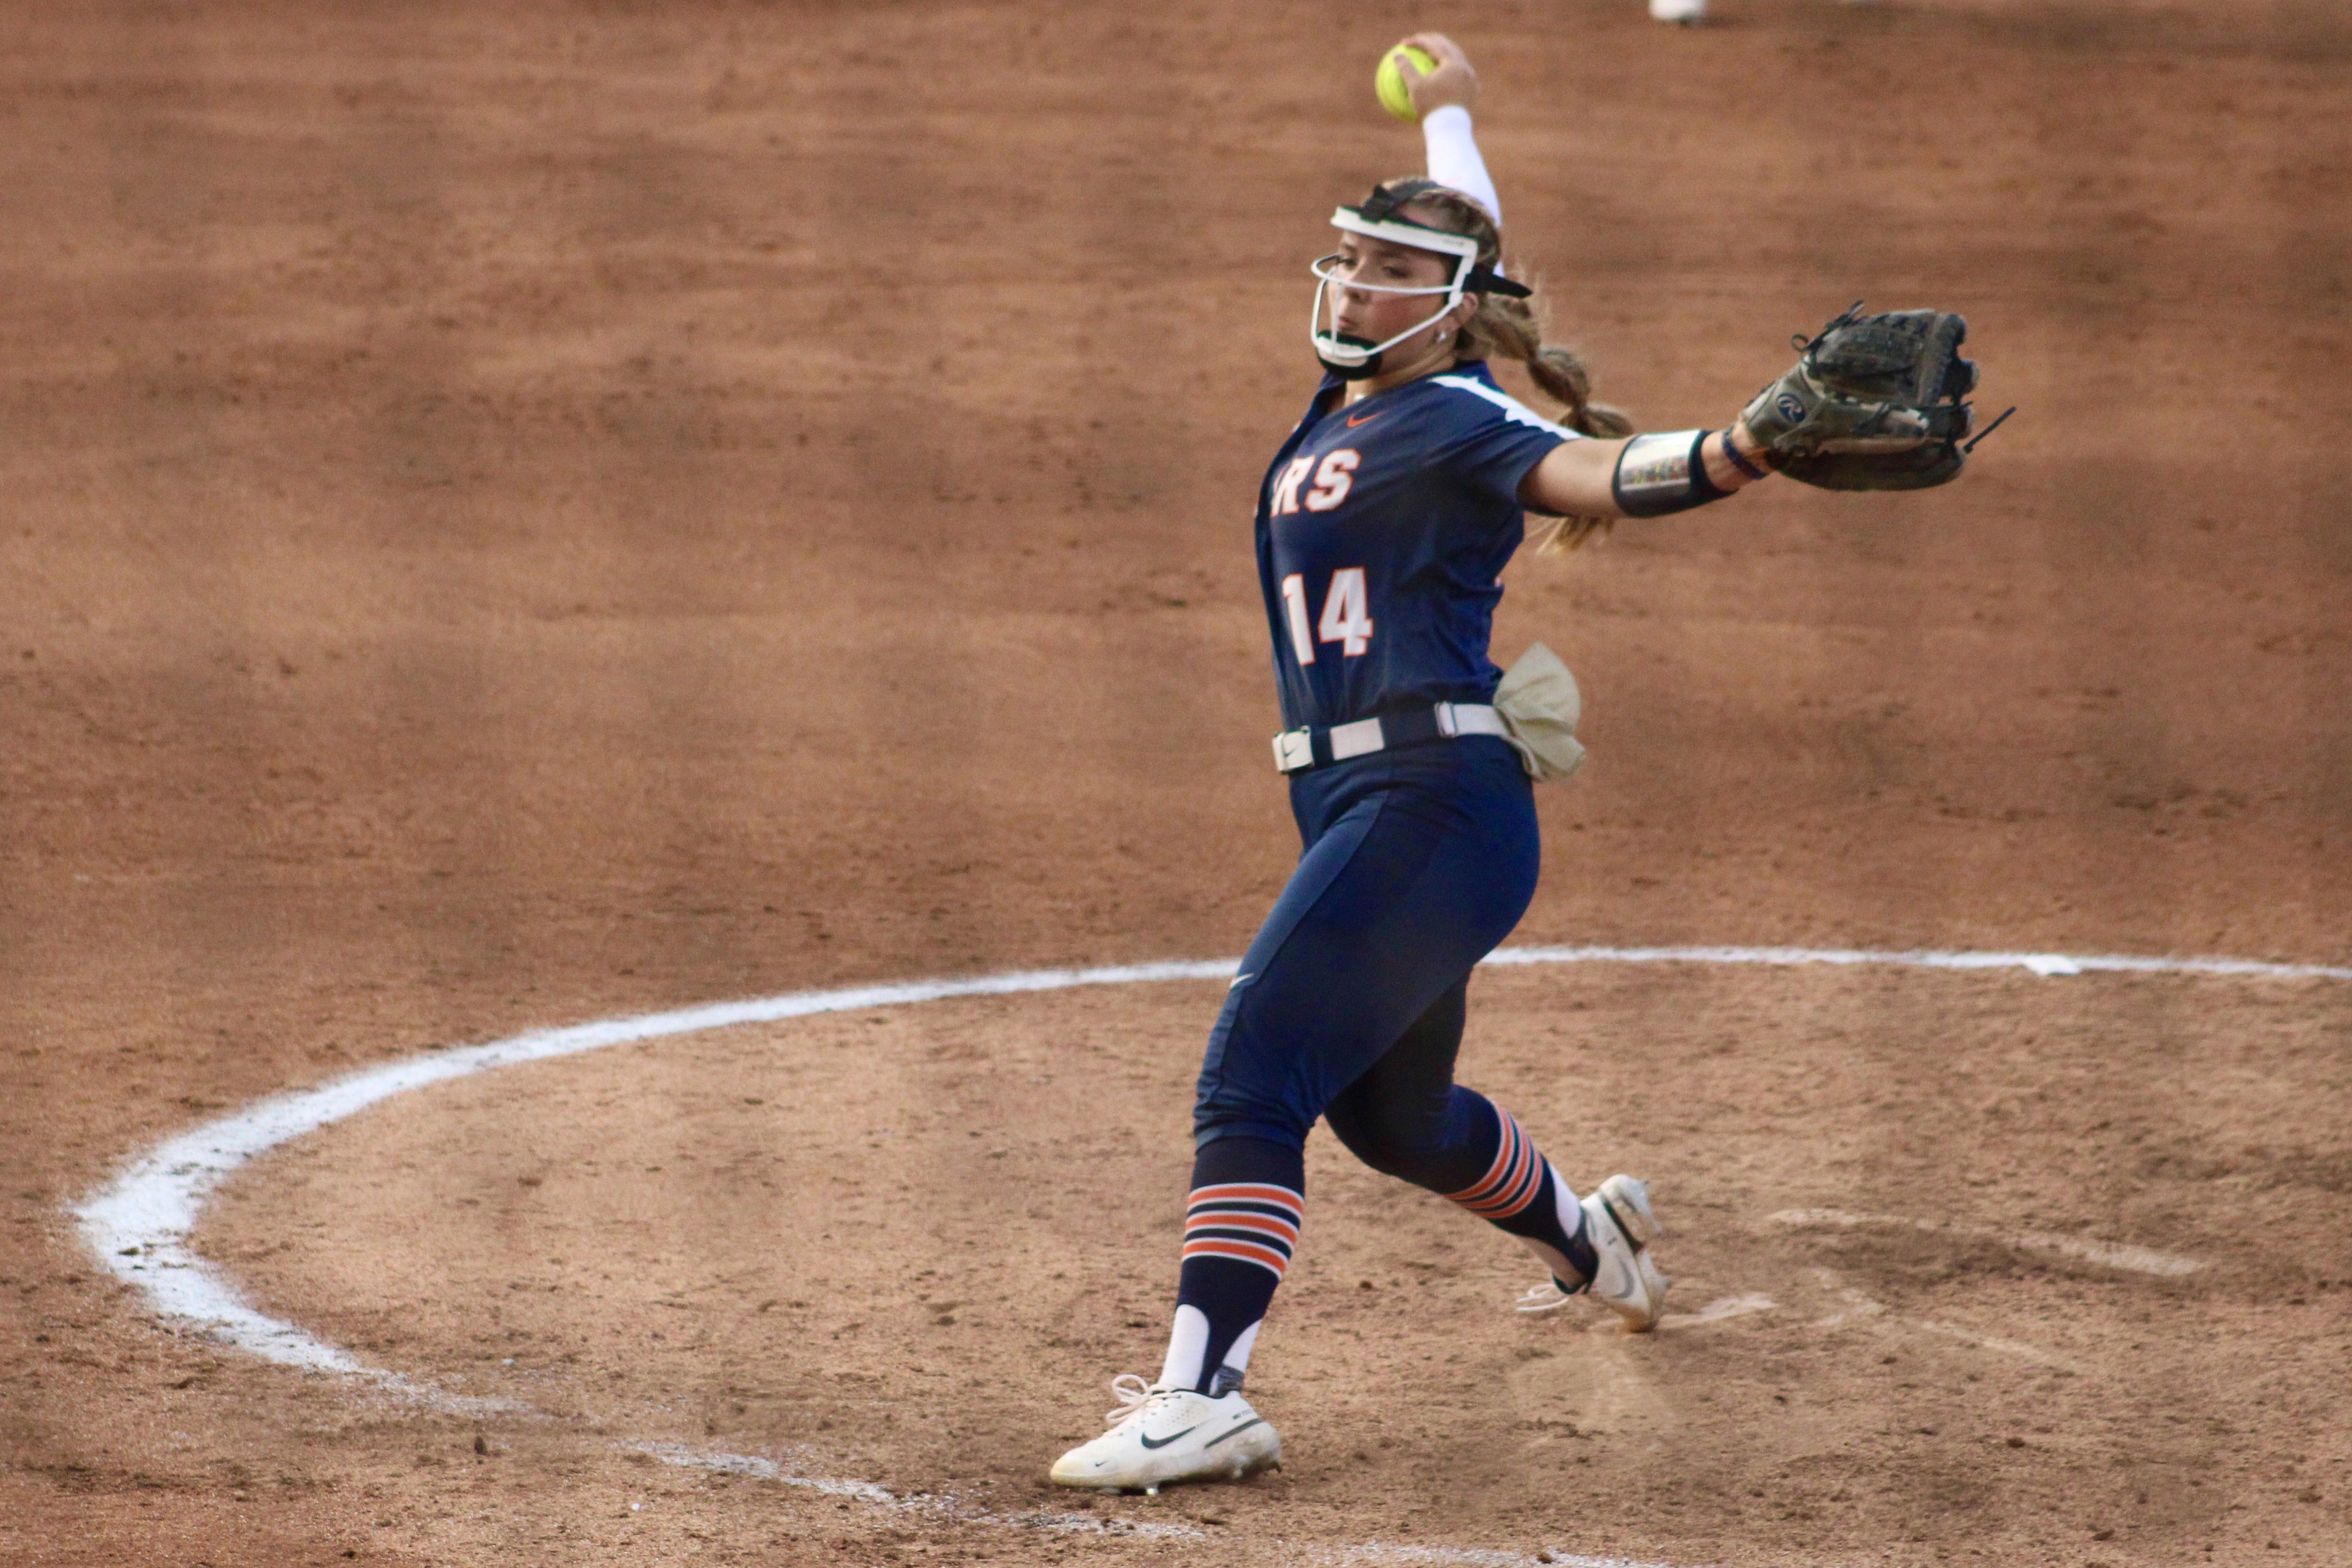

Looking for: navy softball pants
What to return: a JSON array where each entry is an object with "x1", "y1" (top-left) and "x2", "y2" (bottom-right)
[{"x1": 1192, "y1": 734, "x2": 1540, "y2": 1177}]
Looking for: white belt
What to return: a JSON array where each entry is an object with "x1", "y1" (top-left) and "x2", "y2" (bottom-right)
[{"x1": 1271, "y1": 702, "x2": 1509, "y2": 774}]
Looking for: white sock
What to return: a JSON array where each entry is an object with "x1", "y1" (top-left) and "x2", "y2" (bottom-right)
[
  {"x1": 1218, "y1": 1320, "x2": 1261, "y2": 1383},
  {"x1": 1157, "y1": 1303, "x2": 1210, "y2": 1390},
  {"x1": 1518, "y1": 1178, "x2": 1592, "y2": 1288}
]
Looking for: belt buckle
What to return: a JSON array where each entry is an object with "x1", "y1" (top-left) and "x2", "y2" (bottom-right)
[{"x1": 1272, "y1": 729, "x2": 1315, "y2": 773}]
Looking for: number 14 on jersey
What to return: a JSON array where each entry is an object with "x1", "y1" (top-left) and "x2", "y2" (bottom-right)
[{"x1": 1280, "y1": 569, "x2": 1373, "y2": 665}]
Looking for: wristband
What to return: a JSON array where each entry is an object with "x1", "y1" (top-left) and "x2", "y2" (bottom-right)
[
  {"x1": 1720, "y1": 428, "x2": 1773, "y2": 483},
  {"x1": 1612, "y1": 429, "x2": 1733, "y2": 518}
]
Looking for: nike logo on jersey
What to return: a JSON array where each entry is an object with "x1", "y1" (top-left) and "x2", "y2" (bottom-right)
[
  {"x1": 1344, "y1": 411, "x2": 1382, "y2": 427},
  {"x1": 1138, "y1": 1424, "x2": 1203, "y2": 1450}
]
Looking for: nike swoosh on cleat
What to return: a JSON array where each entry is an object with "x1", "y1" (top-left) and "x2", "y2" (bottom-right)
[
  {"x1": 1202, "y1": 1418, "x2": 1264, "y2": 1449},
  {"x1": 1138, "y1": 1425, "x2": 1203, "y2": 1450}
]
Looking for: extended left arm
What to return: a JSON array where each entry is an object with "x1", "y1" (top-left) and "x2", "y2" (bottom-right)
[
  {"x1": 1518, "y1": 423, "x2": 1775, "y2": 520},
  {"x1": 1521, "y1": 305, "x2": 1985, "y2": 517}
]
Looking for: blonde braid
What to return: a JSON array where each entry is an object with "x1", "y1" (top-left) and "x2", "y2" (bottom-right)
[{"x1": 1387, "y1": 180, "x2": 1631, "y2": 550}]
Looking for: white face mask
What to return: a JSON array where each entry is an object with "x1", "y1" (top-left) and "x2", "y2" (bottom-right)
[
  {"x1": 1308, "y1": 209, "x2": 1481, "y2": 379},
  {"x1": 1307, "y1": 200, "x2": 1528, "y2": 379}
]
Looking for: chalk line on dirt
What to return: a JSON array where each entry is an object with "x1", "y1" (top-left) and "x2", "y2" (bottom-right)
[
  {"x1": 625, "y1": 1439, "x2": 1205, "y2": 1538},
  {"x1": 1768, "y1": 1207, "x2": 2205, "y2": 1277},
  {"x1": 1483, "y1": 945, "x2": 2352, "y2": 984},
  {"x1": 74, "y1": 941, "x2": 2308, "y2": 1380},
  {"x1": 66, "y1": 942, "x2": 2342, "y2": 1550},
  {"x1": 72, "y1": 957, "x2": 1233, "y2": 1395},
  {"x1": 73, "y1": 940, "x2": 2296, "y2": 1382},
  {"x1": 630, "y1": 1440, "x2": 1692, "y2": 1566},
  {"x1": 1912, "y1": 1319, "x2": 2087, "y2": 1373},
  {"x1": 1807, "y1": 1282, "x2": 2086, "y2": 1372},
  {"x1": 1658, "y1": 1293, "x2": 1778, "y2": 1330}
]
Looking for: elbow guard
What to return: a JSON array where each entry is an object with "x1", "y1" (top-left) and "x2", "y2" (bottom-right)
[{"x1": 1612, "y1": 429, "x2": 1732, "y2": 518}]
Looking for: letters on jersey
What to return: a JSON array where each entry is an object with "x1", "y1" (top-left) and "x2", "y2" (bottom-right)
[{"x1": 1256, "y1": 363, "x2": 1578, "y2": 732}]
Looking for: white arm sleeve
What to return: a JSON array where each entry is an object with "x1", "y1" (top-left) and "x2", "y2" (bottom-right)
[{"x1": 1421, "y1": 104, "x2": 1501, "y2": 228}]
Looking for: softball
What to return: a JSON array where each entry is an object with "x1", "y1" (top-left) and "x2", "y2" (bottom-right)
[{"x1": 1374, "y1": 43, "x2": 1437, "y2": 123}]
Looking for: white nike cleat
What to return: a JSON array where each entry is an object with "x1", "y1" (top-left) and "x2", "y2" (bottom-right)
[
  {"x1": 1513, "y1": 1176, "x2": 1671, "y2": 1327},
  {"x1": 1582, "y1": 1173, "x2": 1670, "y2": 1331},
  {"x1": 1649, "y1": 0, "x2": 1706, "y2": 22},
  {"x1": 1048, "y1": 1374, "x2": 1281, "y2": 1492}
]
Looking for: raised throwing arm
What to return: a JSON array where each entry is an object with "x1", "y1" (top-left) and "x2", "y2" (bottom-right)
[{"x1": 1399, "y1": 34, "x2": 1502, "y2": 226}]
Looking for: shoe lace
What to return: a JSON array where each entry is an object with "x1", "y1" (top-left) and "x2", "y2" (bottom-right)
[
  {"x1": 1515, "y1": 1280, "x2": 1582, "y2": 1314},
  {"x1": 1102, "y1": 1372, "x2": 1171, "y2": 1426}
]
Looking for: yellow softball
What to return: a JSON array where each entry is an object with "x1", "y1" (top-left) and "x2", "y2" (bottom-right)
[{"x1": 1374, "y1": 43, "x2": 1437, "y2": 123}]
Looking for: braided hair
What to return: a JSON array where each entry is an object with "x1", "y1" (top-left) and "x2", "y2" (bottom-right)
[{"x1": 1375, "y1": 176, "x2": 1631, "y2": 549}]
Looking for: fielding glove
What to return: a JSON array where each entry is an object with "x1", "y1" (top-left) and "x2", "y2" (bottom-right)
[{"x1": 1740, "y1": 305, "x2": 1981, "y2": 491}]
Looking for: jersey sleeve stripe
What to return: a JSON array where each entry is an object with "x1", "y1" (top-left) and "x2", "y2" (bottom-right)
[{"x1": 1428, "y1": 373, "x2": 1583, "y2": 440}]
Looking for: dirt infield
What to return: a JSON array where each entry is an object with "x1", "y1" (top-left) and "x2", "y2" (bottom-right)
[{"x1": 4, "y1": 1, "x2": 2349, "y2": 1565}]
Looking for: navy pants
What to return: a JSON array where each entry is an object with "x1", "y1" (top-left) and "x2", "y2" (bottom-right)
[{"x1": 1193, "y1": 734, "x2": 1540, "y2": 1170}]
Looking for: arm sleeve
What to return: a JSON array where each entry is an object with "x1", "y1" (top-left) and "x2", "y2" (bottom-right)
[{"x1": 1421, "y1": 104, "x2": 1501, "y2": 229}]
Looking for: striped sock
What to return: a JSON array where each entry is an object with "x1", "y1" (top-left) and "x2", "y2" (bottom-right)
[
  {"x1": 1445, "y1": 1105, "x2": 1598, "y2": 1288},
  {"x1": 1183, "y1": 1181, "x2": 1304, "y2": 1279},
  {"x1": 1160, "y1": 1137, "x2": 1303, "y2": 1395}
]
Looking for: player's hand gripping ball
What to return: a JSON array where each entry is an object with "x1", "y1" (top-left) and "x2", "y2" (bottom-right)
[{"x1": 1375, "y1": 43, "x2": 1439, "y2": 122}]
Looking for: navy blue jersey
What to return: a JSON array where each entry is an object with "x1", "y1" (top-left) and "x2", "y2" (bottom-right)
[{"x1": 1255, "y1": 361, "x2": 1580, "y2": 731}]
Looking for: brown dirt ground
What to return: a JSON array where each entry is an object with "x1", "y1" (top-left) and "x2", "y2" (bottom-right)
[{"x1": 3, "y1": 1, "x2": 2349, "y2": 1565}]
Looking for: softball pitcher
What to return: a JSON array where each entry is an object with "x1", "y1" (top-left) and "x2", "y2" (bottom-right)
[{"x1": 1048, "y1": 37, "x2": 1979, "y2": 1493}]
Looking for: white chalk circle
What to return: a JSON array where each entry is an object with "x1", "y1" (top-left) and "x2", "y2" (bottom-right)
[
  {"x1": 75, "y1": 941, "x2": 2346, "y2": 1383},
  {"x1": 69, "y1": 941, "x2": 2347, "y2": 1564}
]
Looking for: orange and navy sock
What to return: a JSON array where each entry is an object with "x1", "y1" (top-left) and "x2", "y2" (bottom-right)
[
  {"x1": 1159, "y1": 1136, "x2": 1303, "y2": 1396},
  {"x1": 1445, "y1": 1101, "x2": 1599, "y2": 1288}
]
